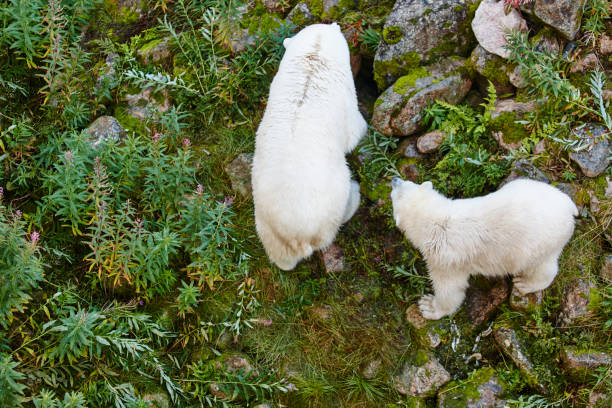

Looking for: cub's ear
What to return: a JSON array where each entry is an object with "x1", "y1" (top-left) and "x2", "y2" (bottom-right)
[
  {"x1": 422, "y1": 181, "x2": 433, "y2": 190},
  {"x1": 283, "y1": 37, "x2": 293, "y2": 49}
]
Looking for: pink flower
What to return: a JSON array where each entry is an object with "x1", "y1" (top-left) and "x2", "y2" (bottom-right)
[
  {"x1": 220, "y1": 196, "x2": 234, "y2": 208},
  {"x1": 152, "y1": 133, "x2": 161, "y2": 142},
  {"x1": 64, "y1": 150, "x2": 74, "y2": 163},
  {"x1": 13, "y1": 210, "x2": 22, "y2": 219},
  {"x1": 182, "y1": 138, "x2": 191, "y2": 148},
  {"x1": 196, "y1": 184, "x2": 204, "y2": 194},
  {"x1": 285, "y1": 382, "x2": 298, "y2": 392},
  {"x1": 30, "y1": 231, "x2": 40, "y2": 243}
]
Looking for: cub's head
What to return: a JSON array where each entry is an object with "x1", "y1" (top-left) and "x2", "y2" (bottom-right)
[
  {"x1": 282, "y1": 23, "x2": 344, "y2": 51},
  {"x1": 390, "y1": 178, "x2": 435, "y2": 227}
]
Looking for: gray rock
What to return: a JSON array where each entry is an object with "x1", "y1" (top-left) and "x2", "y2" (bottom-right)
[
  {"x1": 405, "y1": 304, "x2": 441, "y2": 348},
  {"x1": 417, "y1": 130, "x2": 446, "y2": 153},
  {"x1": 374, "y1": 0, "x2": 479, "y2": 89},
  {"x1": 600, "y1": 34, "x2": 612, "y2": 55},
  {"x1": 602, "y1": 255, "x2": 612, "y2": 282},
  {"x1": 320, "y1": 243, "x2": 346, "y2": 273},
  {"x1": 493, "y1": 324, "x2": 542, "y2": 391},
  {"x1": 142, "y1": 392, "x2": 170, "y2": 408},
  {"x1": 399, "y1": 162, "x2": 420, "y2": 182},
  {"x1": 532, "y1": 27, "x2": 563, "y2": 56},
  {"x1": 138, "y1": 38, "x2": 171, "y2": 65},
  {"x1": 225, "y1": 153, "x2": 253, "y2": 198},
  {"x1": 393, "y1": 352, "x2": 450, "y2": 397},
  {"x1": 398, "y1": 138, "x2": 423, "y2": 160},
  {"x1": 286, "y1": 3, "x2": 315, "y2": 26},
  {"x1": 509, "y1": 286, "x2": 543, "y2": 312},
  {"x1": 372, "y1": 58, "x2": 472, "y2": 136},
  {"x1": 472, "y1": 0, "x2": 527, "y2": 59},
  {"x1": 491, "y1": 98, "x2": 537, "y2": 119},
  {"x1": 570, "y1": 53, "x2": 599, "y2": 73},
  {"x1": 230, "y1": 29, "x2": 257, "y2": 53},
  {"x1": 605, "y1": 177, "x2": 612, "y2": 198},
  {"x1": 437, "y1": 368, "x2": 506, "y2": 408},
  {"x1": 464, "y1": 279, "x2": 509, "y2": 328},
  {"x1": 560, "y1": 347, "x2": 612, "y2": 379},
  {"x1": 362, "y1": 359, "x2": 382, "y2": 380},
  {"x1": 217, "y1": 354, "x2": 257, "y2": 376},
  {"x1": 532, "y1": 0, "x2": 586, "y2": 40},
  {"x1": 508, "y1": 65, "x2": 527, "y2": 88},
  {"x1": 96, "y1": 53, "x2": 118, "y2": 87},
  {"x1": 262, "y1": 0, "x2": 283, "y2": 12},
  {"x1": 501, "y1": 159, "x2": 550, "y2": 186},
  {"x1": 85, "y1": 116, "x2": 126, "y2": 149},
  {"x1": 555, "y1": 183, "x2": 577, "y2": 200},
  {"x1": 124, "y1": 87, "x2": 170, "y2": 121},
  {"x1": 469, "y1": 45, "x2": 515, "y2": 95},
  {"x1": 557, "y1": 278, "x2": 596, "y2": 327},
  {"x1": 569, "y1": 124, "x2": 610, "y2": 178}
]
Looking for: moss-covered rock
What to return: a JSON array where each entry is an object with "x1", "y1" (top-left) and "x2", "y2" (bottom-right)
[
  {"x1": 393, "y1": 350, "x2": 450, "y2": 397},
  {"x1": 489, "y1": 111, "x2": 528, "y2": 150},
  {"x1": 437, "y1": 367, "x2": 506, "y2": 408},
  {"x1": 468, "y1": 45, "x2": 514, "y2": 95}
]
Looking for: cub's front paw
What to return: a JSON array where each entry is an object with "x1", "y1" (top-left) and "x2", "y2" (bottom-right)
[
  {"x1": 418, "y1": 295, "x2": 446, "y2": 320},
  {"x1": 512, "y1": 276, "x2": 537, "y2": 296}
]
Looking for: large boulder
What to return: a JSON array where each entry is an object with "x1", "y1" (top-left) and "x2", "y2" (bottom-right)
[
  {"x1": 530, "y1": 0, "x2": 586, "y2": 40},
  {"x1": 372, "y1": 58, "x2": 472, "y2": 136},
  {"x1": 84, "y1": 116, "x2": 126, "y2": 149},
  {"x1": 373, "y1": 0, "x2": 479, "y2": 89},
  {"x1": 471, "y1": 0, "x2": 527, "y2": 59}
]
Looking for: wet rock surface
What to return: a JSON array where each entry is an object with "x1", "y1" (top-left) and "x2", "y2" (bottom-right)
[
  {"x1": 85, "y1": 116, "x2": 126, "y2": 148},
  {"x1": 393, "y1": 352, "x2": 450, "y2": 397},
  {"x1": 560, "y1": 347, "x2": 612, "y2": 379},
  {"x1": 464, "y1": 279, "x2": 510, "y2": 328},
  {"x1": 557, "y1": 278, "x2": 596, "y2": 327},
  {"x1": 472, "y1": 0, "x2": 527, "y2": 58},
  {"x1": 224, "y1": 153, "x2": 253, "y2": 198},
  {"x1": 374, "y1": 0, "x2": 478, "y2": 88},
  {"x1": 569, "y1": 124, "x2": 610, "y2": 178}
]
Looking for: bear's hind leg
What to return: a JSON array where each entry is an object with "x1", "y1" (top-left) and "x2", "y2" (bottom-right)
[
  {"x1": 341, "y1": 180, "x2": 360, "y2": 224},
  {"x1": 419, "y1": 270, "x2": 469, "y2": 320},
  {"x1": 513, "y1": 256, "x2": 559, "y2": 295}
]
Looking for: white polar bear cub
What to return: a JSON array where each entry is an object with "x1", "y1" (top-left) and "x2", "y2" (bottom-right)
[
  {"x1": 390, "y1": 178, "x2": 578, "y2": 320},
  {"x1": 252, "y1": 24, "x2": 367, "y2": 271}
]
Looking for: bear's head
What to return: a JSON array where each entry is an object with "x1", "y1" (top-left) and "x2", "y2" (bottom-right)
[
  {"x1": 282, "y1": 23, "x2": 344, "y2": 53},
  {"x1": 390, "y1": 178, "x2": 435, "y2": 227}
]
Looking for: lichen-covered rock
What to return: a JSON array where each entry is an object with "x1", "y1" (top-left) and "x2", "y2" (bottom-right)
[
  {"x1": 372, "y1": 58, "x2": 472, "y2": 136},
  {"x1": 493, "y1": 324, "x2": 542, "y2": 390},
  {"x1": 225, "y1": 153, "x2": 253, "y2": 198},
  {"x1": 320, "y1": 243, "x2": 346, "y2": 273},
  {"x1": 437, "y1": 367, "x2": 506, "y2": 408},
  {"x1": 555, "y1": 183, "x2": 577, "y2": 200},
  {"x1": 601, "y1": 255, "x2": 612, "y2": 282},
  {"x1": 142, "y1": 391, "x2": 170, "y2": 408},
  {"x1": 85, "y1": 116, "x2": 126, "y2": 149},
  {"x1": 489, "y1": 99, "x2": 535, "y2": 149},
  {"x1": 286, "y1": 3, "x2": 315, "y2": 26},
  {"x1": 398, "y1": 138, "x2": 423, "y2": 160},
  {"x1": 374, "y1": 0, "x2": 479, "y2": 89},
  {"x1": 560, "y1": 347, "x2": 612, "y2": 379},
  {"x1": 532, "y1": 0, "x2": 586, "y2": 40},
  {"x1": 405, "y1": 304, "x2": 442, "y2": 348},
  {"x1": 230, "y1": 29, "x2": 257, "y2": 53},
  {"x1": 417, "y1": 130, "x2": 446, "y2": 153},
  {"x1": 472, "y1": 0, "x2": 527, "y2": 59},
  {"x1": 570, "y1": 53, "x2": 599, "y2": 73},
  {"x1": 532, "y1": 27, "x2": 563, "y2": 56},
  {"x1": 469, "y1": 45, "x2": 514, "y2": 95},
  {"x1": 569, "y1": 124, "x2": 610, "y2": 178},
  {"x1": 138, "y1": 38, "x2": 171, "y2": 65},
  {"x1": 557, "y1": 278, "x2": 596, "y2": 327},
  {"x1": 509, "y1": 286, "x2": 543, "y2": 312},
  {"x1": 464, "y1": 279, "x2": 509, "y2": 328},
  {"x1": 393, "y1": 351, "x2": 450, "y2": 397},
  {"x1": 123, "y1": 87, "x2": 170, "y2": 122},
  {"x1": 501, "y1": 159, "x2": 550, "y2": 186}
]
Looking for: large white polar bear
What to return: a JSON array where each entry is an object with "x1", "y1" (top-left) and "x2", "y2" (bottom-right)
[
  {"x1": 390, "y1": 178, "x2": 578, "y2": 320},
  {"x1": 252, "y1": 23, "x2": 367, "y2": 271}
]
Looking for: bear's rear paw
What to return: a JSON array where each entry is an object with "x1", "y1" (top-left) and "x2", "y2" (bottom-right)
[
  {"x1": 418, "y1": 295, "x2": 446, "y2": 320},
  {"x1": 513, "y1": 276, "x2": 540, "y2": 296}
]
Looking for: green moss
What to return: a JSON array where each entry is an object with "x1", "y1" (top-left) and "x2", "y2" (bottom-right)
[
  {"x1": 363, "y1": 181, "x2": 391, "y2": 202},
  {"x1": 324, "y1": 0, "x2": 354, "y2": 20},
  {"x1": 413, "y1": 349, "x2": 430, "y2": 366},
  {"x1": 374, "y1": 98, "x2": 383, "y2": 106},
  {"x1": 489, "y1": 112, "x2": 528, "y2": 144},
  {"x1": 382, "y1": 26, "x2": 402, "y2": 45},
  {"x1": 307, "y1": 0, "x2": 323, "y2": 18},
  {"x1": 373, "y1": 52, "x2": 422, "y2": 90},
  {"x1": 437, "y1": 367, "x2": 499, "y2": 407},
  {"x1": 290, "y1": 7, "x2": 308, "y2": 26},
  {"x1": 481, "y1": 57, "x2": 511, "y2": 86},
  {"x1": 392, "y1": 67, "x2": 430, "y2": 94}
]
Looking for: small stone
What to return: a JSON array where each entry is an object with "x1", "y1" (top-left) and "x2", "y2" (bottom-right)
[
  {"x1": 142, "y1": 392, "x2": 170, "y2": 408},
  {"x1": 399, "y1": 162, "x2": 420, "y2": 182},
  {"x1": 124, "y1": 87, "x2": 170, "y2": 121},
  {"x1": 471, "y1": 0, "x2": 527, "y2": 59},
  {"x1": 493, "y1": 324, "x2": 543, "y2": 392},
  {"x1": 399, "y1": 138, "x2": 424, "y2": 159},
  {"x1": 569, "y1": 124, "x2": 610, "y2": 178},
  {"x1": 600, "y1": 255, "x2": 612, "y2": 282},
  {"x1": 406, "y1": 304, "x2": 427, "y2": 330},
  {"x1": 533, "y1": 0, "x2": 586, "y2": 40},
  {"x1": 600, "y1": 34, "x2": 612, "y2": 55},
  {"x1": 501, "y1": 159, "x2": 549, "y2": 186},
  {"x1": 557, "y1": 278, "x2": 596, "y2": 327},
  {"x1": 555, "y1": 183, "x2": 577, "y2": 200},
  {"x1": 138, "y1": 38, "x2": 171, "y2": 65},
  {"x1": 307, "y1": 304, "x2": 333, "y2": 322},
  {"x1": 508, "y1": 65, "x2": 527, "y2": 89},
  {"x1": 464, "y1": 279, "x2": 510, "y2": 328},
  {"x1": 262, "y1": 0, "x2": 282, "y2": 12},
  {"x1": 490, "y1": 99, "x2": 537, "y2": 120},
  {"x1": 533, "y1": 139, "x2": 546, "y2": 155},
  {"x1": 469, "y1": 45, "x2": 514, "y2": 95},
  {"x1": 209, "y1": 383, "x2": 228, "y2": 399},
  {"x1": 493, "y1": 131, "x2": 521, "y2": 151},
  {"x1": 417, "y1": 130, "x2": 446, "y2": 153},
  {"x1": 560, "y1": 347, "x2": 612, "y2": 379},
  {"x1": 230, "y1": 29, "x2": 257, "y2": 53},
  {"x1": 509, "y1": 286, "x2": 543, "y2": 312},
  {"x1": 220, "y1": 354, "x2": 257, "y2": 376},
  {"x1": 320, "y1": 243, "x2": 346, "y2": 273},
  {"x1": 85, "y1": 116, "x2": 126, "y2": 149},
  {"x1": 362, "y1": 359, "x2": 382, "y2": 379},
  {"x1": 286, "y1": 3, "x2": 314, "y2": 26},
  {"x1": 394, "y1": 352, "x2": 450, "y2": 397},
  {"x1": 570, "y1": 53, "x2": 599, "y2": 74},
  {"x1": 437, "y1": 368, "x2": 506, "y2": 408},
  {"x1": 224, "y1": 153, "x2": 253, "y2": 198}
]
